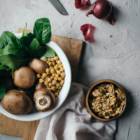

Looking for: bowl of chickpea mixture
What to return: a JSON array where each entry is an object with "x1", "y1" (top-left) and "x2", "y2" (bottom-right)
[
  {"x1": 0, "y1": 33, "x2": 71, "y2": 121},
  {"x1": 86, "y1": 79, "x2": 126, "y2": 122}
]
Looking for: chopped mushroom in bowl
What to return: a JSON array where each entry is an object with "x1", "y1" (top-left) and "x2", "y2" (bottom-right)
[{"x1": 0, "y1": 33, "x2": 71, "y2": 121}]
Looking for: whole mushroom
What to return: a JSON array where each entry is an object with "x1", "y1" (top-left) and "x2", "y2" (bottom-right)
[
  {"x1": 29, "y1": 58, "x2": 48, "y2": 74},
  {"x1": 34, "y1": 88, "x2": 55, "y2": 112},
  {"x1": 14, "y1": 67, "x2": 35, "y2": 89},
  {"x1": 1, "y1": 90, "x2": 32, "y2": 115}
]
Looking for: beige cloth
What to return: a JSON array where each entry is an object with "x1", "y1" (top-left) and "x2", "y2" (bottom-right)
[{"x1": 34, "y1": 83, "x2": 116, "y2": 140}]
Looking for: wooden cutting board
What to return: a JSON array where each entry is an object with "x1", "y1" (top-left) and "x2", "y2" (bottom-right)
[{"x1": 0, "y1": 28, "x2": 83, "y2": 140}]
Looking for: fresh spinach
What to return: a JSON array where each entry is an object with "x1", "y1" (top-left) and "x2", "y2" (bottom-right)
[
  {"x1": 0, "y1": 64, "x2": 9, "y2": 70},
  {"x1": 0, "y1": 80, "x2": 6, "y2": 99},
  {"x1": 33, "y1": 18, "x2": 51, "y2": 44},
  {"x1": 29, "y1": 38, "x2": 46, "y2": 58},
  {"x1": 22, "y1": 23, "x2": 28, "y2": 37},
  {"x1": 43, "y1": 46, "x2": 56, "y2": 58},
  {"x1": 1, "y1": 31, "x2": 19, "y2": 46}
]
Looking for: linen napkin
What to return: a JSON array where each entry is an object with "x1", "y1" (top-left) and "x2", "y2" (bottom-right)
[{"x1": 34, "y1": 83, "x2": 116, "y2": 140}]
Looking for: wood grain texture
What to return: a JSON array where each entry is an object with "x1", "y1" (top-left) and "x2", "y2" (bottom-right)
[{"x1": 0, "y1": 28, "x2": 83, "y2": 140}]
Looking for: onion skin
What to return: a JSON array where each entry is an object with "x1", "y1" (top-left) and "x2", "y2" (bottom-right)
[
  {"x1": 80, "y1": 24, "x2": 93, "y2": 41},
  {"x1": 75, "y1": 0, "x2": 91, "y2": 9},
  {"x1": 86, "y1": 0, "x2": 112, "y2": 19}
]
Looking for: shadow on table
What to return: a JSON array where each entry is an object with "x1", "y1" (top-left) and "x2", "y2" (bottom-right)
[{"x1": 114, "y1": 86, "x2": 135, "y2": 140}]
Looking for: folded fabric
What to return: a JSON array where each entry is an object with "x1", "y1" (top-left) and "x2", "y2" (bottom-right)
[{"x1": 34, "y1": 82, "x2": 116, "y2": 140}]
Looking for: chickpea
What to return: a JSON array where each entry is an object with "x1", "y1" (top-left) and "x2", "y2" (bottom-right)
[
  {"x1": 54, "y1": 65, "x2": 58, "y2": 70},
  {"x1": 50, "y1": 76, "x2": 54, "y2": 80},
  {"x1": 44, "y1": 80, "x2": 49, "y2": 86},
  {"x1": 60, "y1": 80, "x2": 64, "y2": 86},
  {"x1": 56, "y1": 83, "x2": 60, "y2": 88},
  {"x1": 52, "y1": 80, "x2": 56, "y2": 85},
  {"x1": 52, "y1": 62, "x2": 55, "y2": 66},
  {"x1": 56, "y1": 70, "x2": 61, "y2": 75},
  {"x1": 55, "y1": 74, "x2": 59, "y2": 78},
  {"x1": 47, "y1": 78, "x2": 51, "y2": 82},
  {"x1": 51, "y1": 86, "x2": 55, "y2": 91},
  {"x1": 46, "y1": 68, "x2": 50, "y2": 74},
  {"x1": 54, "y1": 92, "x2": 59, "y2": 97},
  {"x1": 52, "y1": 73, "x2": 56, "y2": 76},
  {"x1": 48, "y1": 58, "x2": 51, "y2": 61},
  {"x1": 54, "y1": 77, "x2": 58, "y2": 81},
  {"x1": 51, "y1": 58, "x2": 55, "y2": 62},
  {"x1": 61, "y1": 72, "x2": 65, "y2": 78},
  {"x1": 37, "y1": 74, "x2": 41, "y2": 78},
  {"x1": 39, "y1": 78, "x2": 44, "y2": 83},
  {"x1": 58, "y1": 64, "x2": 63, "y2": 68},
  {"x1": 48, "y1": 62, "x2": 52, "y2": 66},
  {"x1": 42, "y1": 73, "x2": 47, "y2": 78},
  {"x1": 54, "y1": 56, "x2": 59, "y2": 61},
  {"x1": 58, "y1": 86, "x2": 62, "y2": 89},
  {"x1": 51, "y1": 68, "x2": 55, "y2": 73},
  {"x1": 56, "y1": 60, "x2": 61, "y2": 64},
  {"x1": 49, "y1": 83, "x2": 52, "y2": 87},
  {"x1": 60, "y1": 67, "x2": 64, "y2": 72},
  {"x1": 58, "y1": 77, "x2": 62, "y2": 81},
  {"x1": 44, "y1": 58, "x2": 47, "y2": 62}
]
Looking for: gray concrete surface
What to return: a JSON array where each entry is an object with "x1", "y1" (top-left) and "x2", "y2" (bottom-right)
[{"x1": 0, "y1": 0, "x2": 140, "y2": 139}]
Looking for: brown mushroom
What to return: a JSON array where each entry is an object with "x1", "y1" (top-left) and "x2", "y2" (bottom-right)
[
  {"x1": 34, "y1": 88, "x2": 55, "y2": 112},
  {"x1": 1, "y1": 90, "x2": 32, "y2": 115},
  {"x1": 14, "y1": 67, "x2": 35, "y2": 89},
  {"x1": 29, "y1": 58, "x2": 48, "y2": 74},
  {"x1": 35, "y1": 82, "x2": 46, "y2": 90}
]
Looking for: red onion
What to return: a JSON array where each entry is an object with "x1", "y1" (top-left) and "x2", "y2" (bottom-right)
[
  {"x1": 75, "y1": 0, "x2": 91, "y2": 9},
  {"x1": 80, "y1": 24, "x2": 93, "y2": 41},
  {"x1": 86, "y1": 0, "x2": 112, "y2": 19}
]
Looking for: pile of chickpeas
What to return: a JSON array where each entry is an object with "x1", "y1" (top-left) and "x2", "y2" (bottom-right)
[{"x1": 36, "y1": 56, "x2": 65, "y2": 97}]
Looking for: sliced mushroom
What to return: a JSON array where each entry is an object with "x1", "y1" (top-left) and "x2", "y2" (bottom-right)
[{"x1": 34, "y1": 88, "x2": 55, "y2": 112}]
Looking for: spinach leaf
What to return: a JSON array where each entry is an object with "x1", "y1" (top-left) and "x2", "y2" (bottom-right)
[
  {"x1": 0, "y1": 55, "x2": 30, "y2": 69},
  {"x1": 43, "y1": 46, "x2": 56, "y2": 58},
  {"x1": 0, "y1": 79, "x2": 6, "y2": 99},
  {"x1": 0, "y1": 64, "x2": 9, "y2": 70},
  {"x1": 29, "y1": 38, "x2": 45, "y2": 58},
  {"x1": 20, "y1": 33, "x2": 35, "y2": 51},
  {"x1": 33, "y1": 18, "x2": 51, "y2": 44},
  {"x1": 2, "y1": 43, "x2": 25, "y2": 57},
  {"x1": 22, "y1": 23, "x2": 28, "y2": 37},
  {"x1": 1, "y1": 31, "x2": 19, "y2": 46},
  {"x1": 0, "y1": 38, "x2": 7, "y2": 49}
]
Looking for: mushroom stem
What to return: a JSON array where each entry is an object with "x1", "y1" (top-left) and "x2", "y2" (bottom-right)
[{"x1": 39, "y1": 97, "x2": 47, "y2": 105}]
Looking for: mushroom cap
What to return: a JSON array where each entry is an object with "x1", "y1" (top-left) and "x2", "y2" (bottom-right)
[
  {"x1": 14, "y1": 67, "x2": 35, "y2": 89},
  {"x1": 34, "y1": 88, "x2": 55, "y2": 112},
  {"x1": 35, "y1": 82, "x2": 46, "y2": 90},
  {"x1": 1, "y1": 90, "x2": 33, "y2": 115},
  {"x1": 29, "y1": 58, "x2": 48, "y2": 74}
]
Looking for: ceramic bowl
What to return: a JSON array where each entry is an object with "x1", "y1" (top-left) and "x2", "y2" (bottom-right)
[
  {"x1": 0, "y1": 33, "x2": 71, "y2": 121},
  {"x1": 86, "y1": 79, "x2": 126, "y2": 121}
]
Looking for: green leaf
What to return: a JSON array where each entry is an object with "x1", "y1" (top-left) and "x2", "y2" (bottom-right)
[
  {"x1": 0, "y1": 38, "x2": 7, "y2": 49},
  {"x1": 1, "y1": 31, "x2": 19, "y2": 46},
  {"x1": 0, "y1": 80, "x2": 6, "y2": 99},
  {"x1": 19, "y1": 33, "x2": 35, "y2": 51},
  {"x1": 43, "y1": 46, "x2": 56, "y2": 58},
  {"x1": 1, "y1": 43, "x2": 25, "y2": 57},
  {"x1": 0, "y1": 55, "x2": 30, "y2": 69},
  {"x1": 33, "y1": 18, "x2": 51, "y2": 44},
  {"x1": 22, "y1": 23, "x2": 28, "y2": 37},
  {"x1": 29, "y1": 38, "x2": 45, "y2": 58},
  {"x1": 0, "y1": 64, "x2": 9, "y2": 70}
]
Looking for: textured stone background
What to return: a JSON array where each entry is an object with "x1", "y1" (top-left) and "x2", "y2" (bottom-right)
[{"x1": 0, "y1": 0, "x2": 140, "y2": 139}]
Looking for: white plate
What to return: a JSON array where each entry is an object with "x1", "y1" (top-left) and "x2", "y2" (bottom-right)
[{"x1": 0, "y1": 33, "x2": 71, "y2": 121}]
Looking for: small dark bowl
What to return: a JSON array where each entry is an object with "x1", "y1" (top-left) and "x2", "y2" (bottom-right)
[{"x1": 86, "y1": 79, "x2": 126, "y2": 121}]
